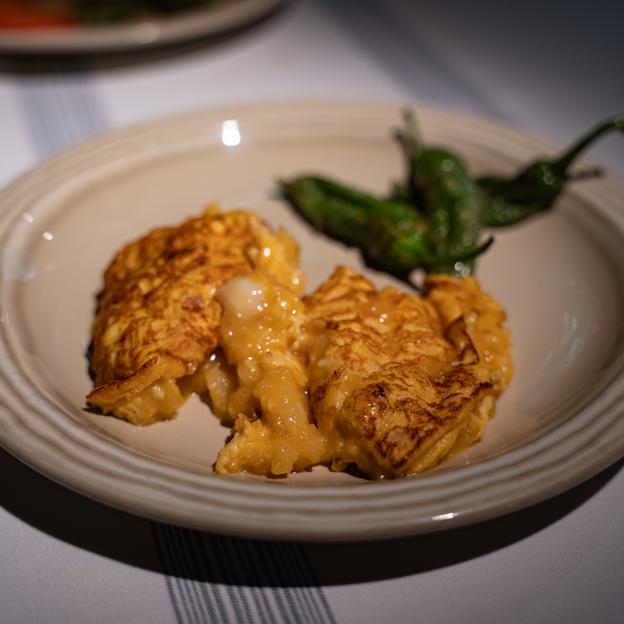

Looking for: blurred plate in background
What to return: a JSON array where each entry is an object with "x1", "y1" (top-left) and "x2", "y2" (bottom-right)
[{"x1": 0, "y1": 0, "x2": 284, "y2": 54}]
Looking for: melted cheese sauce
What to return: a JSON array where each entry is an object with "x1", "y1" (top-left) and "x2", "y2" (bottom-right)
[
  {"x1": 170, "y1": 219, "x2": 326, "y2": 476},
  {"x1": 214, "y1": 272, "x2": 329, "y2": 475}
]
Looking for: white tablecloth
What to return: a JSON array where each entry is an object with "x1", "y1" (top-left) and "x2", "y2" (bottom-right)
[{"x1": 1, "y1": 1, "x2": 623, "y2": 622}]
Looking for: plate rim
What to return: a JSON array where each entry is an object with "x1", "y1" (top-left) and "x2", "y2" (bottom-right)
[{"x1": 1, "y1": 99, "x2": 623, "y2": 540}]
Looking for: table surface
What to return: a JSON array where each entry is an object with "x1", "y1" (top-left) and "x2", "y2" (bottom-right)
[{"x1": 1, "y1": 1, "x2": 623, "y2": 623}]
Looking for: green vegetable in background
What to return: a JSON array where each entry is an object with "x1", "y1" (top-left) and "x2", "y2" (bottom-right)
[
  {"x1": 478, "y1": 116, "x2": 624, "y2": 227},
  {"x1": 75, "y1": 0, "x2": 215, "y2": 24}
]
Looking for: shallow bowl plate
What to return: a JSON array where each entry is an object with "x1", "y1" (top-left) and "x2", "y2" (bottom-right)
[{"x1": 1, "y1": 101, "x2": 623, "y2": 540}]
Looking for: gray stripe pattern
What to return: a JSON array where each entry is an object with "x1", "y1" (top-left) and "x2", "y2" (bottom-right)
[
  {"x1": 153, "y1": 525, "x2": 338, "y2": 624},
  {"x1": 16, "y1": 75, "x2": 108, "y2": 157},
  {"x1": 14, "y1": 74, "x2": 337, "y2": 624}
]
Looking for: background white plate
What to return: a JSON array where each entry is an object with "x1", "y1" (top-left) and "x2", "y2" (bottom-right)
[
  {"x1": 0, "y1": 0, "x2": 284, "y2": 54},
  {"x1": 1, "y1": 101, "x2": 623, "y2": 540}
]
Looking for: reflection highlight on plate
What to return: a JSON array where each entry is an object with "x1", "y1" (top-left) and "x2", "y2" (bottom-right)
[{"x1": 221, "y1": 119, "x2": 241, "y2": 146}]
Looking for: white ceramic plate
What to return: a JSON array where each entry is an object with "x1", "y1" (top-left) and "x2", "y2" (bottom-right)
[
  {"x1": 0, "y1": 0, "x2": 283, "y2": 54},
  {"x1": 1, "y1": 102, "x2": 623, "y2": 540}
]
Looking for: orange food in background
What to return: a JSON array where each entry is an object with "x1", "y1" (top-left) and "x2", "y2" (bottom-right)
[{"x1": 0, "y1": 1, "x2": 75, "y2": 29}]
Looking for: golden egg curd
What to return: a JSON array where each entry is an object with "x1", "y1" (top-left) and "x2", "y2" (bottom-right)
[{"x1": 88, "y1": 208, "x2": 513, "y2": 479}]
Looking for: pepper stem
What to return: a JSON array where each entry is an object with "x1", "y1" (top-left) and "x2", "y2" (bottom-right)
[{"x1": 553, "y1": 116, "x2": 624, "y2": 175}]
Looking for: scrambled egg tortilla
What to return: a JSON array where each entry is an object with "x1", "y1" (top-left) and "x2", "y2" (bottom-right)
[{"x1": 88, "y1": 208, "x2": 513, "y2": 478}]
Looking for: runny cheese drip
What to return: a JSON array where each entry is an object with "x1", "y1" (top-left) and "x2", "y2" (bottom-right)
[
  {"x1": 195, "y1": 219, "x2": 329, "y2": 475},
  {"x1": 214, "y1": 274, "x2": 329, "y2": 476}
]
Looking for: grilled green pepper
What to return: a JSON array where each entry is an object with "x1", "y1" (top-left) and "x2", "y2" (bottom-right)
[
  {"x1": 479, "y1": 116, "x2": 624, "y2": 226},
  {"x1": 281, "y1": 175, "x2": 492, "y2": 281},
  {"x1": 396, "y1": 110, "x2": 484, "y2": 275}
]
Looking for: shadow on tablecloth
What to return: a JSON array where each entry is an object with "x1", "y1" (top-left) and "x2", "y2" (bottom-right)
[
  {"x1": 2, "y1": 447, "x2": 622, "y2": 585},
  {"x1": 304, "y1": 457, "x2": 624, "y2": 584}
]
